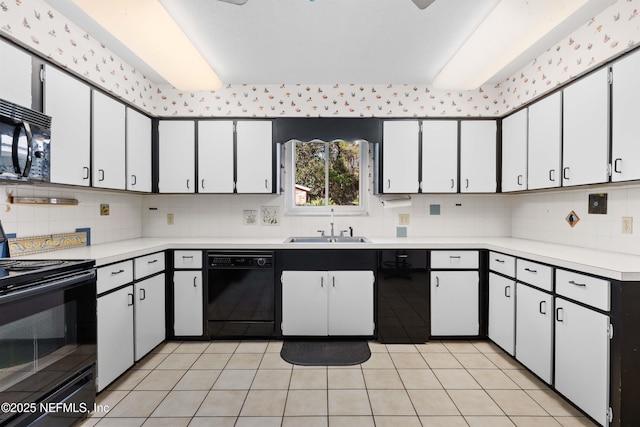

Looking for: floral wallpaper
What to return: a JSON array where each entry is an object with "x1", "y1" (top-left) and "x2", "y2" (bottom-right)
[{"x1": 1, "y1": 0, "x2": 639, "y2": 118}]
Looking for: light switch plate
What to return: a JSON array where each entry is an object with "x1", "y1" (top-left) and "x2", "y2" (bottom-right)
[
  {"x1": 167, "y1": 213, "x2": 174, "y2": 225},
  {"x1": 622, "y1": 217, "x2": 633, "y2": 234},
  {"x1": 399, "y1": 214, "x2": 410, "y2": 225}
]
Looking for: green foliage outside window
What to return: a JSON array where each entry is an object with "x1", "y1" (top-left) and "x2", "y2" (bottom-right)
[{"x1": 294, "y1": 140, "x2": 360, "y2": 207}]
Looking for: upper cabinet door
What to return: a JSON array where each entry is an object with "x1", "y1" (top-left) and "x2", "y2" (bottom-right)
[
  {"x1": 612, "y1": 49, "x2": 640, "y2": 182},
  {"x1": 460, "y1": 120, "x2": 496, "y2": 193},
  {"x1": 92, "y1": 91, "x2": 126, "y2": 190},
  {"x1": 198, "y1": 121, "x2": 234, "y2": 193},
  {"x1": 0, "y1": 39, "x2": 32, "y2": 108},
  {"x1": 528, "y1": 92, "x2": 562, "y2": 190},
  {"x1": 236, "y1": 120, "x2": 273, "y2": 193},
  {"x1": 44, "y1": 65, "x2": 91, "y2": 187},
  {"x1": 562, "y1": 67, "x2": 610, "y2": 187},
  {"x1": 158, "y1": 120, "x2": 195, "y2": 193},
  {"x1": 421, "y1": 120, "x2": 458, "y2": 193},
  {"x1": 126, "y1": 108, "x2": 152, "y2": 192},
  {"x1": 502, "y1": 109, "x2": 528, "y2": 192},
  {"x1": 382, "y1": 120, "x2": 420, "y2": 193}
]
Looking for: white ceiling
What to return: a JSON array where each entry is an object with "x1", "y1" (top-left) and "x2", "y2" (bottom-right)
[{"x1": 46, "y1": 0, "x2": 615, "y2": 88}]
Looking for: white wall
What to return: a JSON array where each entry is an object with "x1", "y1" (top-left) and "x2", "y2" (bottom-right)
[
  {"x1": 510, "y1": 183, "x2": 640, "y2": 255},
  {"x1": 0, "y1": 183, "x2": 144, "y2": 245}
]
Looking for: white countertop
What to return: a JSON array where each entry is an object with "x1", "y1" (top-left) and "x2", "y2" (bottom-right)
[{"x1": 15, "y1": 236, "x2": 640, "y2": 281}]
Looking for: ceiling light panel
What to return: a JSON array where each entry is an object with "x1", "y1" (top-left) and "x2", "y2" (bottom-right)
[{"x1": 72, "y1": 0, "x2": 222, "y2": 90}]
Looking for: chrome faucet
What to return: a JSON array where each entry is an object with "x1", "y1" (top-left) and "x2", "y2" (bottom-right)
[{"x1": 330, "y1": 208, "x2": 335, "y2": 238}]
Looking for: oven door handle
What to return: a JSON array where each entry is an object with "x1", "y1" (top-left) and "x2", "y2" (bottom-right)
[{"x1": 0, "y1": 270, "x2": 96, "y2": 304}]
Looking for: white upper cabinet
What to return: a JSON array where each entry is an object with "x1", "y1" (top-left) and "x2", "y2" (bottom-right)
[
  {"x1": 460, "y1": 120, "x2": 497, "y2": 193},
  {"x1": 44, "y1": 65, "x2": 91, "y2": 187},
  {"x1": 528, "y1": 92, "x2": 562, "y2": 190},
  {"x1": 421, "y1": 120, "x2": 458, "y2": 193},
  {"x1": 501, "y1": 109, "x2": 528, "y2": 192},
  {"x1": 382, "y1": 120, "x2": 420, "y2": 193},
  {"x1": 126, "y1": 108, "x2": 152, "y2": 192},
  {"x1": 562, "y1": 67, "x2": 610, "y2": 187},
  {"x1": 0, "y1": 39, "x2": 32, "y2": 108},
  {"x1": 236, "y1": 120, "x2": 273, "y2": 193},
  {"x1": 612, "y1": 49, "x2": 640, "y2": 182},
  {"x1": 92, "y1": 91, "x2": 126, "y2": 190},
  {"x1": 158, "y1": 121, "x2": 195, "y2": 193},
  {"x1": 198, "y1": 121, "x2": 234, "y2": 193}
]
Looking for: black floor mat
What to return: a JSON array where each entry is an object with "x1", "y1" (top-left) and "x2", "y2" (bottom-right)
[{"x1": 280, "y1": 340, "x2": 371, "y2": 366}]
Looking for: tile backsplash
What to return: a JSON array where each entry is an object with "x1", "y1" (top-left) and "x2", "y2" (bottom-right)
[{"x1": 3, "y1": 181, "x2": 640, "y2": 256}]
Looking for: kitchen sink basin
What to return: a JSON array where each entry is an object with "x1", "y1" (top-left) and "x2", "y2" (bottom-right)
[{"x1": 284, "y1": 236, "x2": 371, "y2": 243}]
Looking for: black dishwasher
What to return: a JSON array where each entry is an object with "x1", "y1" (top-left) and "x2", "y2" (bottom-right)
[
  {"x1": 207, "y1": 252, "x2": 275, "y2": 338},
  {"x1": 377, "y1": 250, "x2": 429, "y2": 343}
]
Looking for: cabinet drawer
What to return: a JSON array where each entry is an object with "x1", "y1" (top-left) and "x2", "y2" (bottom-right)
[
  {"x1": 489, "y1": 252, "x2": 515, "y2": 277},
  {"x1": 134, "y1": 252, "x2": 165, "y2": 280},
  {"x1": 430, "y1": 251, "x2": 479, "y2": 269},
  {"x1": 516, "y1": 259, "x2": 553, "y2": 292},
  {"x1": 174, "y1": 250, "x2": 202, "y2": 269},
  {"x1": 97, "y1": 260, "x2": 134, "y2": 294},
  {"x1": 556, "y1": 269, "x2": 610, "y2": 311}
]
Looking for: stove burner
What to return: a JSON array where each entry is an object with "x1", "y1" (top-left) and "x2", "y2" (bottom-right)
[{"x1": 0, "y1": 259, "x2": 68, "y2": 271}]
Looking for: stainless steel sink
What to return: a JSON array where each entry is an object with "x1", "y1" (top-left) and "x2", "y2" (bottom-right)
[{"x1": 284, "y1": 236, "x2": 371, "y2": 243}]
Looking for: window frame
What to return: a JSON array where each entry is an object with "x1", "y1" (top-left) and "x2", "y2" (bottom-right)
[{"x1": 285, "y1": 139, "x2": 369, "y2": 216}]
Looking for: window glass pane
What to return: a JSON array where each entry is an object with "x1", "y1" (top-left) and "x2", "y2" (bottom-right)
[
  {"x1": 294, "y1": 141, "x2": 326, "y2": 206},
  {"x1": 328, "y1": 141, "x2": 360, "y2": 206}
]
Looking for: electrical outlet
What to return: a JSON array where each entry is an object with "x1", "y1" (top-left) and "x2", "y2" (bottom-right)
[
  {"x1": 399, "y1": 214, "x2": 410, "y2": 225},
  {"x1": 100, "y1": 204, "x2": 109, "y2": 216},
  {"x1": 622, "y1": 217, "x2": 633, "y2": 234},
  {"x1": 167, "y1": 213, "x2": 174, "y2": 225}
]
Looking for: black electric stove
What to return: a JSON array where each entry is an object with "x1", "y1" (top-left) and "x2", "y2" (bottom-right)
[
  {"x1": 0, "y1": 258, "x2": 97, "y2": 427},
  {"x1": 0, "y1": 259, "x2": 95, "y2": 295}
]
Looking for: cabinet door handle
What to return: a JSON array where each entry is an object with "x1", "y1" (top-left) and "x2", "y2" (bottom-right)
[
  {"x1": 186, "y1": 179, "x2": 190, "y2": 189},
  {"x1": 449, "y1": 256, "x2": 461, "y2": 259},
  {"x1": 563, "y1": 167, "x2": 570, "y2": 180},
  {"x1": 539, "y1": 300, "x2": 547, "y2": 315},
  {"x1": 148, "y1": 259, "x2": 158, "y2": 264},
  {"x1": 495, "y1": 259, "x2": 505, "y2": 263},
  {"x1": 320, "y1": 276, "x2": 324, "y2": 288},
  {"x1": 193, "y1": 276, "x2": 198, "y2": 287},
  {"x1": 517, "y1": 175, "x2": 523, "y2": 186},
  {"x1": 131, "y1": 175, "x2": 137, "y2": 186},
  {"x1": 435, "y1": 276, "x2": 440, "y2": 287},
  {"x1": 111, "y1": 269, "x2": 125, "y2": 275},
  {"x1": 556, "y1": 307, "x2": 564, "y2": 322},
  {"x1": 201, "y1": 179, "x2": 205, "y2": 190},
  {"x1": 450, "y1": 179, "x2": 455, "y2": 189},
  {"x1": 140, "y1": 288, "x2": 146, "y2": 301},
  {"x1": 83, "y1": 166, "x2": 90, "y2": 180},
  {"x1": 265, "y1": 179, "x2": 269, "y2": 189},
  {"x1": 614, "y1": 158, "x2": 622, "y2": 174},
  {"x1": 387, "y1": 179, "x2": 391, "y2": 189},
  {"x1": 396, "y1": 254, "x2": 408, "y2": 259},
  {"x1": 549, "y1": 169, "x2": 555, "y2": 182},
  {"x1": 504, "y1": 286, "x2": 511, "y2": 298},
  {"x1": 569, "y1": 280, "x2": 587, "y2": 287},
  {"x1": 524, "y1": 268, "x2": 537, "y2": 274},
  {"x1": 182, "y1": 255, "x2": 194, "y2": 259},
  {"x1": 332, "y1": 276, "x2": 336, "y2": 287},
  {"x1": 127, "y1": 293, "x2": 134, "y2": 306},
  {"x1": 99, "y1": 169, "x2": 105, "y2": 182},
  {"x1": 465, "y1": 179, "x2": 469, "y2": 189}
]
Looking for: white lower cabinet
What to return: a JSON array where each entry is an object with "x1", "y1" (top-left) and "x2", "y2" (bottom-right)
[
  {"x1": 488, "y1": 273, "x2": 515, "y2": 355},
  {"x1": 134, "y1": 274, "x2": 166, "y2": 361},
  {"x1": 515, "y1": 283, "x2": 553, "y2": 384},
  {"x1": 281, "y1": 270, "x2": 374, "y2": 336},
  {"x1": 97, "y1": 285, "x2": 134, "y2": 392},
  {"x1": 430, "y1": 270, "x2": 479, "y2": 336},
  {"x1": 555, "y1": 297, "x2": 610, "y2": 426},
  {"x1": 173, "y1": 271, "x2": 203, "y2": 336}
]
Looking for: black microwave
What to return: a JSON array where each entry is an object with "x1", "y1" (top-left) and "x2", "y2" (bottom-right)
[{"x1": 0, "y1": 98, "x2": 51, "y2": 182}]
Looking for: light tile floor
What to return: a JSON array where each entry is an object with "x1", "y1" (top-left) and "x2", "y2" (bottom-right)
[{"x1": 78, "y1": 340, "x2": 598, "y2": 427}]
